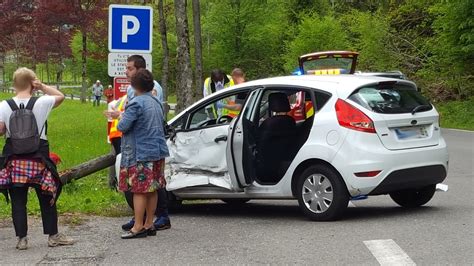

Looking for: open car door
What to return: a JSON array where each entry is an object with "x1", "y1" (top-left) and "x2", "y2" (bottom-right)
[
  {"x1": 227, "y1": 89, "x2": 262, "y2": 189},
  {"x1": 166, "y1": 89, "x2": 250, "y2": 191},
  {"x1": 299, "y1": 51, "x2": 359, "y2": 75}
]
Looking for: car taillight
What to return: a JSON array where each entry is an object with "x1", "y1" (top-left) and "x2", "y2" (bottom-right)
[{"x1": 335, "y1": 99, "x2": 376, "y2": 133}]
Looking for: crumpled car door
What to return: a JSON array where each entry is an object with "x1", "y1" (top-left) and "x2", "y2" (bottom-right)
[{"x1": 166, "y1": 125, "x2": 233, "y2": 191}]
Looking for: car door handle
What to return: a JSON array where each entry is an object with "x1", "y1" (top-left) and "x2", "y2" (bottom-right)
[{"x1": 214, "y1": 135, "x2": 228, "y2": 143}]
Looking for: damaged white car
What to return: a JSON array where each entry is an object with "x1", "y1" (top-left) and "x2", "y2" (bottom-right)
[{"x1": 120, "y1": 75, "x2": 449, "y2": 221}]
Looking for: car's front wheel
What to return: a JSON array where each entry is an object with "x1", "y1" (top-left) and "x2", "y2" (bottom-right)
[
  {"x1": 296, "y1": 165, "x2": 349, "y2": 221},
  {"x1": 389, "y1": 185, "x2": 436, "y2": 208}
]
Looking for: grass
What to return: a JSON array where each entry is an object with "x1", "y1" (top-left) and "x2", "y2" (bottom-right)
[
  {"x1": 167, "y1": 94, "x2": 176, "y2": 104},
  {"x1": 0, "y1": 92, "x2": 130, "y2": 219},
  {"x1": 435, "y1": 98, "x2": 474, "y2": 131}
]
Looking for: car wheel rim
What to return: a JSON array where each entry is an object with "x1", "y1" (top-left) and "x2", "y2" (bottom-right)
[{"x1": 302, "y1": 174, "x2": 334, "y2": 214}]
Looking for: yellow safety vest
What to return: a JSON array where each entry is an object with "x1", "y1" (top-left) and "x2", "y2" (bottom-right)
[
  {"x1": 204, "y1": 76, "x2": 236, "y2": 117},
  {"x1": 108, "y1": 95, "x2": 127, "y2": 141}
]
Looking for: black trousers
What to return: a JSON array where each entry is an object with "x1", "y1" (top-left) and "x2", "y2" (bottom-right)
[{"x1": 9, "y1": 186, "x2": 58, "y2": 238}]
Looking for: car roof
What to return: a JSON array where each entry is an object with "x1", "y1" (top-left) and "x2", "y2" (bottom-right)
[
  {"x1": 241, "y1": 74, "x2": 415, "y2": 92},
  {"x1": 168, "y1": 75, "x2": 416, "y2": 123}
]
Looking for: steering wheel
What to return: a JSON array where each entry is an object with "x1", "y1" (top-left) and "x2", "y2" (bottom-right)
[
  {"x1": 217, "y1": 115, "x2": 233, "y2": 124},
  {"x1": 196, "y1": 119, "x2": 215, "y2": 128}
]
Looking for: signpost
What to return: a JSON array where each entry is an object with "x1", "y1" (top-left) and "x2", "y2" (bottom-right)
[
  {"x1": 113, "y1": 77, "x2": 130, "y2": 100},
  {"x1": 108, "y1": 5, "x2": 153, "y2": 53},
  {"x1": 108, "y1": 53, "x2": 152, "y2": 77},
  {"x1": 108, "y1": 4, "x2": 153, "y2": 95}
]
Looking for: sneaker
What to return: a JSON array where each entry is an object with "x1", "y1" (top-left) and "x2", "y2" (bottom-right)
[
  {"x1": 48, "y1": 233, "x2": 75, "y2": 247},
  {"x1": 154, "y1": 215, "x2": 171, "y2": 231},
  {"x1": 16, "y1": 237, "x2": 28, "y2": 250},
  {"x1": 121, "y1": 218, "x2": 135, "y2": 231}
]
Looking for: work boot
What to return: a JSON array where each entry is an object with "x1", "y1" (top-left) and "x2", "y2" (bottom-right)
[
  {"x1": 16, "y1": 237, "x2": 28, "y2": 250},
  {"x1": 48, "y1": 233, "x2": 75, "y2": 247}
]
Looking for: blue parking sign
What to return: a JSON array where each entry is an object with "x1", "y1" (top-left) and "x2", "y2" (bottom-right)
[{"x1": 108, "y1": 5, "x2": 153, "y2": 53}]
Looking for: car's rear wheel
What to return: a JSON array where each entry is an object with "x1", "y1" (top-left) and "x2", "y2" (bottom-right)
[
  {"x1": 389, "y1": 185, "x2": 436, "y2": 208},
  {"x1": 221, "y1": 199, "x2": 250, "y2": 205},
  {"x1": 296, "y1": 165, "x2": 349, "y2": 221}
]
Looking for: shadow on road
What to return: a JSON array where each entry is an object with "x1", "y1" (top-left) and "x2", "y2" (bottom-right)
[{"x1": 171, "y1": 200, "x2": 445, "y2": 222}]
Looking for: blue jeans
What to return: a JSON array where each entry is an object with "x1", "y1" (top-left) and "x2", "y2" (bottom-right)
[{"x1": 93, "y1": 96, "x2": 101, "y2": 106}]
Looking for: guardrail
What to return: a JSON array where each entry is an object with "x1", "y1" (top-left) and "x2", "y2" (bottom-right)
[{"x1": 1, "y1": 85, "x2": 176, "y2": 112}]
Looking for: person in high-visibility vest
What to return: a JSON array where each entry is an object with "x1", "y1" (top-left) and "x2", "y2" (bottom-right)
[
  {"x1": 203, "y1": 69, "x2": 241, "y2": 118},
  {"x1": 107, "y1": 95, "x2": 127, "y2": 153}
]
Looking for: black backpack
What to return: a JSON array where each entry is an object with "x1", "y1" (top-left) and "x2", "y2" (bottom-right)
[{"x1": 6, "y1": 97, "x2": 45, "y2": 155}]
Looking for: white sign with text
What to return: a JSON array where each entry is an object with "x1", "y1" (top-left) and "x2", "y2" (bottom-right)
[{"x1": 107, "y1": 53, "x2": 152, "y2": 77}]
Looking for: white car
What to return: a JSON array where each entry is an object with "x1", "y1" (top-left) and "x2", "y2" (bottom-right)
[{"x1": 119, "y1": 75, "x2": 449, "y2": 221}]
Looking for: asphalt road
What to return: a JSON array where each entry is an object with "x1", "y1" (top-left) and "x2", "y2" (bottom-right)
[{"x1": 0, "y1": 129, "x2": 472, "y2": 265}]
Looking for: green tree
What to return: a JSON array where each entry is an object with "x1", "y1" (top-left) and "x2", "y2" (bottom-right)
[
  {"x1": 71, "y1": 33, "x2": 109, "y2": 93},
  {"x1": 202, "y1": 0, "x2": 289, "y2": 79},
  {"x1": 342, "y1": 10, "x2": 397, "y2": 71},
  {"x1": 283, "y1": 15, "x2": 349, "y2": 72}
]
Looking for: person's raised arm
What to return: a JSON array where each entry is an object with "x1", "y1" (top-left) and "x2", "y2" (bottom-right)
[{"x1": 33, "y1": 79, "x2": 65, "y2": 108}]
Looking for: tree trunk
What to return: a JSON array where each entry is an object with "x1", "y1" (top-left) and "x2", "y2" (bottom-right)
[
  {"x1": 192, "y1": 0, "x2": 203, "y2": 99},
  {"x1": 158, "y1": 0, "x2": 170, "y2": 115},
  {"x1": 80, "y1": 30, "x2": 87, "y2": 103},
  {"x1": 59, "y1": 153, "x2": 116, "y2": 184},
  {"x1": 174, "y1": 0, "x2": 194, "y2": 113},
  {"x1": 0, "y1": 53, "x2": 5, "y2": 90},
  {"x1": 46, "y1": 55, "x2": 50, "y2": 83}
]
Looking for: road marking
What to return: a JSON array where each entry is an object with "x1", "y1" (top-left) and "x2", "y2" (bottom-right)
[{"x1": 364, "y1": 239, "x2": 416, "y2": 266}]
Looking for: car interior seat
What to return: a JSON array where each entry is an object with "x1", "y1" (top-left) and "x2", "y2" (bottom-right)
[{"x1": 256, "y1": 92, "x2": 296, "y2": 183}]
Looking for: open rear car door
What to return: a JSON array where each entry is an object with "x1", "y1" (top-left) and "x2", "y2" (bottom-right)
[{"x1": 227, "y1": 89, "x2": 262, "y2": 190}]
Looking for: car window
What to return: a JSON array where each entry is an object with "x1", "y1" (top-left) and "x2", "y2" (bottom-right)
[
  {"x1": 255, "y1": 89, "x2": 313, "y2": 125},
  {"x1": 314, "y1": 91, "x2": 331, "y2": 110},
  {"x1": 349, "y1": 83, "x2": 432, "y2": 114},
  {"x1": 303, "y1": 57, "x2": 353, "y2": 74},
  {"x1": 170, "y1": 114, "x2": 187, "y2": 130},
  {"x1": 188, "y1": 91, "x2": 249, "y2": 129}
]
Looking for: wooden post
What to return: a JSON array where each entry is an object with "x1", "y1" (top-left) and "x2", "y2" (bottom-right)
[{"x1": 59, "y1": 153, "x2": 116, "y2": 184}]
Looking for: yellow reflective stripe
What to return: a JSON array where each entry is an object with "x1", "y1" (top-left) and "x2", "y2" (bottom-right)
[
  {"x1": 314, "y1": 69, "x2": 341, "y2": 75},
  {"x1": 109, "y1": 96, "x2": 127, "y2": 137},
  {"x1": 306, "y1": 106, "x2": 314, "y2": 118}
]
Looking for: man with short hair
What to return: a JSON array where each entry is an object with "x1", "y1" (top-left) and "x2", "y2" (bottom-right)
[
  {"x1": 92, "y1": 80, "x2": 103, "y2": 107},
  {"x1": 231, "y1": 68, "x2": 246, "y2": 85},
  {"x1": 105, "y1": 55, "x2": 171, "y2": 232}
]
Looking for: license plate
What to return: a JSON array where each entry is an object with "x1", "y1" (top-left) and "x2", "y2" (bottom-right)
[{"x1": 395, "y1": 126, "x2": 429, "y2": 140}]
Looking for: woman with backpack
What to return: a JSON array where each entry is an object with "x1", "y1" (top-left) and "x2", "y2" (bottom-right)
[{"x1": 0, "y1": 67, "x2": 74, "y2": 250}]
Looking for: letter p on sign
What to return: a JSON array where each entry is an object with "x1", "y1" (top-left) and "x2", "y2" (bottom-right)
[
  {"x1": 109, "y1": 5, "x2": 153, "y2": 53},
  {"x1": 122, "y1": 15, "x2": 140, "y2": 43}
]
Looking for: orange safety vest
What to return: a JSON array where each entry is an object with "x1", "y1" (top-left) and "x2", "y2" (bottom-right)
[
  {"x1": 226, "y1": 98, "x2": 240, "y2": 118},
  {"x1": 108, "y1": 95, "x2": 127, "y2": 141}
]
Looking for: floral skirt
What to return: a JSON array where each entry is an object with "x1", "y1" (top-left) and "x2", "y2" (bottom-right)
[{"x1": 119, "y1": 159, "x2": 166, "y2": 193}]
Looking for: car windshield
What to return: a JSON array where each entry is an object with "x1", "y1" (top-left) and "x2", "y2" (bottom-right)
[
  {"x1": 349, "y1": 84, "x2": 432, "y2": 114},
  {"x1": 303, "y1": 57, "x2": 353, "y2": 74}
]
